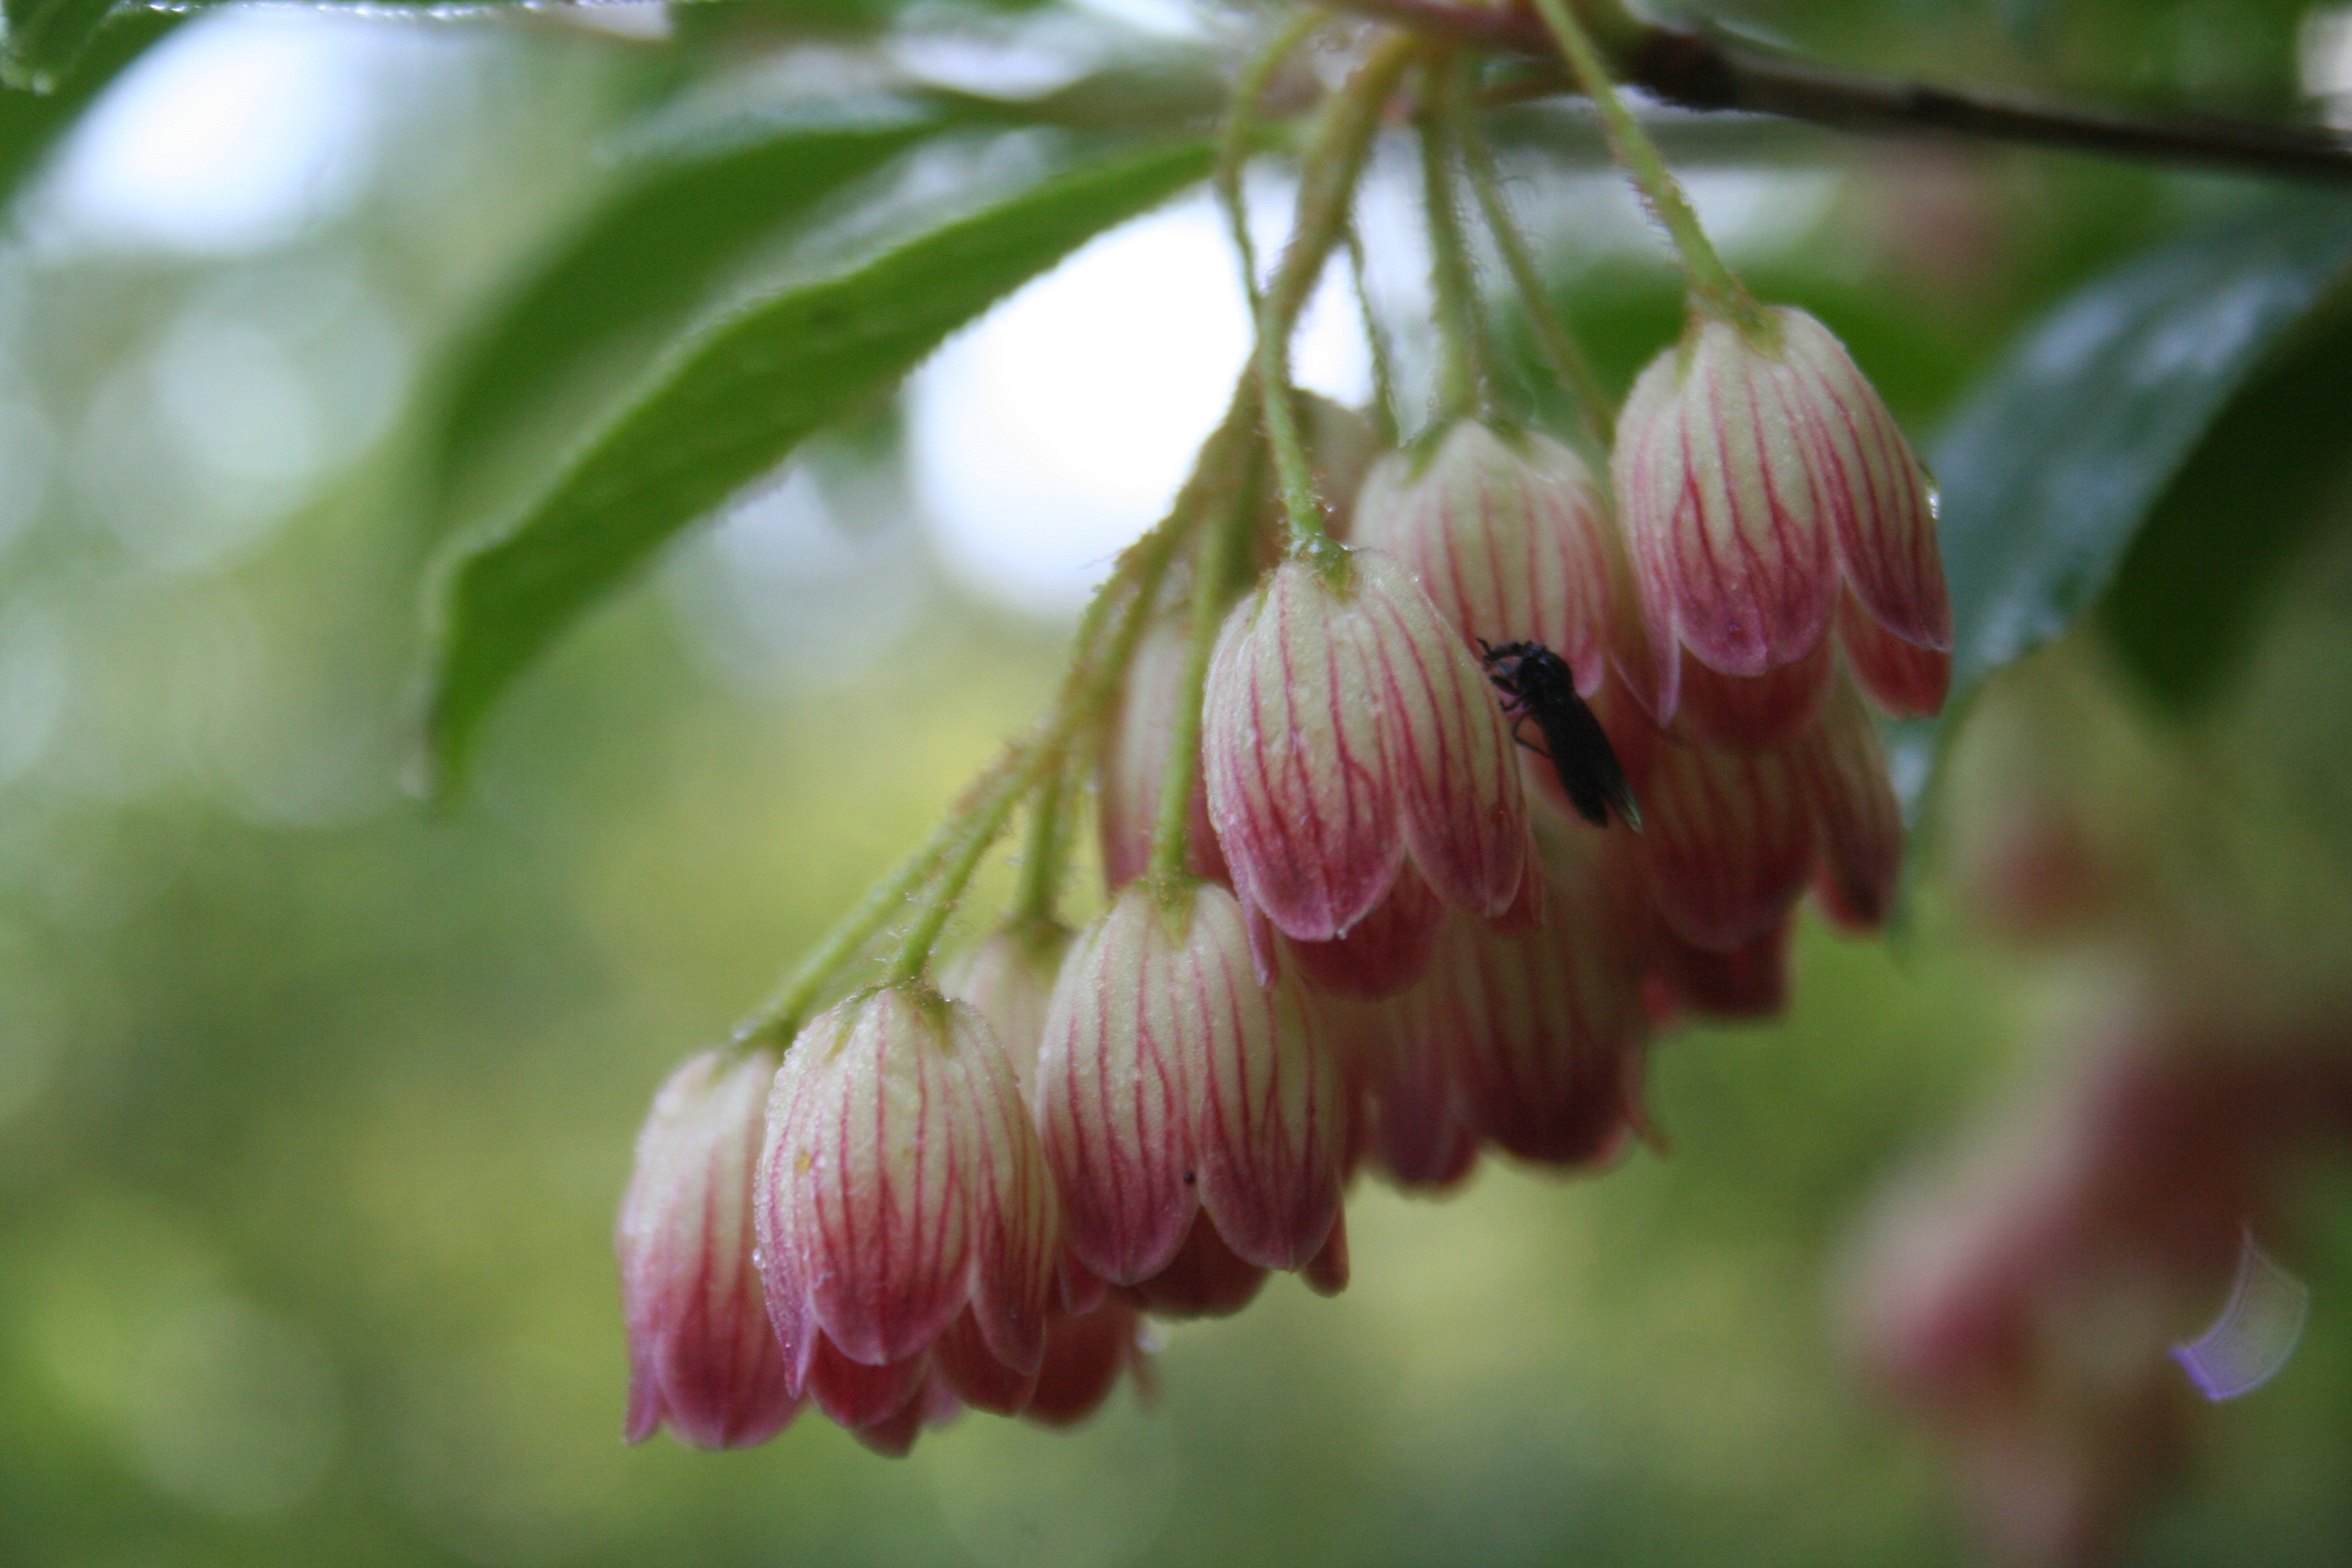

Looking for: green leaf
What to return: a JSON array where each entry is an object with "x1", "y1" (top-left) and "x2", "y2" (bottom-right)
[
  {"x1": 1932, "y1": 189, "x2": 2352, "y2": 698},
  {"x1": 2100, "y1": 296, "x2": 2352, "y2": 710},
  {"x1": 1893, "y1": 188, "x2": 2352, "y2": 802},
  {"x1": 0, "y1": 10, "x2": 172, "y2": 195},
  {"x1": 1, "y1": 0, "x2": 115, "y2": 91},
  {"x1": 421, "y1": 136, "x2": 1213, "y2": 794},
  {"x1": 427, "y1": 103, "x2": 944, "y2": 527}
]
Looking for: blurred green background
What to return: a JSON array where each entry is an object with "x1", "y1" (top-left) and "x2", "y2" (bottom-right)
[{"x1": 3, "y1": 3, "x2": 2352, "y2": 1565}]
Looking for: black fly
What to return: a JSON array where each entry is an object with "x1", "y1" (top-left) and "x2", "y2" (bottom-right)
[{"x1": 1477, "y1": 639, "x2": 1641, "y2": 832}]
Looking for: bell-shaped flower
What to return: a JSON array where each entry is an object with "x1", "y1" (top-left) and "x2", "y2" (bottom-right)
[
  {"x1": 1202, "y1": 546, "x2": 1527, "y2": 945},
  {"x1": 1614, "y1": 306, "x2": 1950, "y2": 724},
  {"x1": 1354, "y1": 420, "x2": 1624, "y2": 694},
  {"x1": 1649, "y1": 917, "x2": 1793, "y2": 1022},
  {"x1": 1033, "y1": 877, "x2": 1350, "y2": 1286},
  {"x1": 1640, "y1": 727, "x2": 1820, "y2": 954},
  {"x1": 1640, "y1": 672, "x2": 1906, "y2": 954},
  {"x1": 1096, "y1": 615, "x2": 1229, "y2": 891},
  {"x1": 1282, "y1": 863, "x2": 1443, "y2": 1000},
  {"x1": 1400, "y1": 818, "x2": 1653, "y2": 1166},
  {"x1": 1326, "y1": 989, "x2": 1478, "y2": 1192},
  {"x1": 1797, "y1": 680, "x2": 1906, "y2": 931},
  {"x1": 755, "y1": 986, "x2": 1058, "y2": 1439},
  {"x1": 616, "y1": 1047, "x2": 800, "y2": 1450},
  {"x1": 940, "y1": 920, "x2": 1073, "y2": 1098},
  {"x1": 1024, "y1": 1297, "x2": 1156, "y2": 1427}
]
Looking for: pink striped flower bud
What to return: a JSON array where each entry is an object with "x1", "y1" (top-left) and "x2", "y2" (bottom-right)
[
  {"x1": 1034, "y1": 878, "x2": 1350, "y2": 1286},
  {"x1": 1096, "y1": 615, "x2": 1228, "y2": 891},
  {"x1": 1354, "y1": 421, "x2": 1621, "y2": 694},
  {"x1": 755, "y1": 986, "x2": 1058, "y2": 1438},
  {"x1": 616, "y1": 1047, "x2": 800, "y2": 1450},
  {"x1": 1615, "y1": 306, "x2": 1951, "y2": 724},
  {"x1": 1202, "y1": 547, "x2": 1528, "y2": 944},
  {"x1": 1795, "y1": 681, "x2": 1905, "y2": 932},
  {"x1": 940, "y1": 920, "x2": 1073, "y2": 1098},
  {"x1": 1649, "y1": 917, "x2": 1793, "y2": 1022},
  {"x1": 1025, "y1": 1297, "x2": 1155, "y2": 1427},
  {"x1": 1326, "y1": 989, "x2": 1477, "y2": 1192},
  {"x1": 1642, "y1": 674, "x2": 1906, "y2": 953},
  {"x1": 1641, "y1": 730, "x2": 1818, "y2": 954},
  {"x1": 1284, "y1": 863, "x2": 1443, "y2": 1001},
  {"x1": 1401, "y1": 817, "x2": 1652, "y2": 1167}
]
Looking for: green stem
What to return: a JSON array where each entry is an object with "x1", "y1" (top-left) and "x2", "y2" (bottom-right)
[
  {"x1": 883, "y1": 751, "x2": 1045, "y2": 986},
  {"x1": 1220, "y1": 10, "x2": 1325, "y2": 317},
  {"x1": 1418, "y1": 57, "x2": 1490, "y2": 423},
  {"x1": 1147, "y1": 471, "x2": 1250, "y2": 879},
  {"x1": 1525, "y1": 0, "x2": 1759, "y2": 326},
  {"x1": 736, "y1": 476, "x2": 1203, "y2": 1045},
  {"x1": 1456, "y1": 101, "x2": 1615, "y2": 448},
  {"x1": 736, "y1": 803, "x2": 974, "y2": 1049},
  {"x1": 1010, "y1": 751, "x2": 1068, "y2": 925},
  {"x1": 1344, "y1": 221, "x2": 1400, "y2": 448},
  {"x1": 1254, "y1": 29, "x2": 1420, "y2": 558}
]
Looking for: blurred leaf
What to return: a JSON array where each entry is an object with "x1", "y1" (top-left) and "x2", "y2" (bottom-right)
[
  {"x1": 0, "y1": 10, "x2": 171, "y2": 193},
  {"x1": 2101, "y1": 297, "x2": 2352, "y2": 710},
  {"x1": 0, "y1": 0, "x2": 112, "y2": 91},
  {"x1": 1895, "y1": 190, "x2": 2352, "y2": 777},
  {"x1": 429, "y1": 103, "x2": 944, "y2": 525},
  {"x1": 423, "y1": 136, "x2": 1214, "y2": 792}
]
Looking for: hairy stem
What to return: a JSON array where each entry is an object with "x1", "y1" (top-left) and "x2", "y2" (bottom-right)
[
  {"x1": 1345, "y1": 221, "x2": 1401, "y2": 446},
  {"x1": 1256, "y1": 29, "x2": 1420, "y2": 557},
  {"x1": 1147, "y1": 458, "x2": 1252, "y2": 879},
  {"x1": 1419, "y1": 56, "x2": 1491, "y2": 423},
  {"x1": 1456, "y1": 101, "x2": 1615, "y2": 448},
  {"x1": 1221, "y1": 10, "x2": 1327, "y2": 316},
  {"x1": 1526, "y1": 0, "x2": 1756, "y2": 325},
  {"x1": 738, "y1": 478, "x2": 1202, "y2": 1044}
]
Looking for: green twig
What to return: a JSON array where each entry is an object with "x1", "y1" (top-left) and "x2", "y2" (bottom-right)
[
  {"x1": 1418, "y1": 55, "x2": 1490, "y2": 423},
  {"x1": 1344, "y1": 222, "x2": 1401, "y2": 447},
  {"x1": 1456, "y1": 100, "x2": 1615, "y2": 448},
  {"x1": 1524, "y1": 0, "x2": 1759, "y2": 327}
]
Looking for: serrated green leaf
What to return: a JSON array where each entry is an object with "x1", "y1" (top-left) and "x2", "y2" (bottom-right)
[
  {"x1": 428, "y1": 105, "x2": 943, "y2": 528},
  {"x1": 1891, "y1": 189, "x2": 2352, "y2": 805},
  {"x1": 422, "y1": 136, "x2": 1213, "y2": 794}
]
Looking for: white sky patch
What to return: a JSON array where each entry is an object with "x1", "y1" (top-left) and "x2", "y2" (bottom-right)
[
  {"x1": 910, "y1": 184, "x2": 1370, "y2": 617},
  {"x1": 31, "y1": 11, "x2": 387, "y2": 255}
]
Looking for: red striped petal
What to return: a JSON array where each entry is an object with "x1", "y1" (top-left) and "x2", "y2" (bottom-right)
[
  {"x1": 1034, "y1": 883, "x2": 1201, "y2": 1284},
  {"x1": 1203, "y1": 560, "x2": 1403, "y2": 941}
]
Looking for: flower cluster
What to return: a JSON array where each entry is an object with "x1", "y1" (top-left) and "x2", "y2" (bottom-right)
[{"x1": 615, "y1": 292, "x2": 1949, "y2": 1454}]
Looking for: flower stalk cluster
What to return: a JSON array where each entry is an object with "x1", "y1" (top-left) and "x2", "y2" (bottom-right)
[{"x1": 616, "y1": 12, "x2": 1950, "y2": 1455}]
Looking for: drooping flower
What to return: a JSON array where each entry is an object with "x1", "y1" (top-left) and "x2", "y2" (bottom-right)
[
  {"x1": 1637, "y1": 666, "x2": 1903, "y2": 953},
  {"x1": 1399, "y1": 817, "x2": 1653, "y2": 1167},
  {"x1": 1614, "y1": 306, "x2": 1951, "y2": 726},
  {"x1": 1032, "y1": 877, "x2": 1350, "y2": 1287},
  {"x1": 1281, "y1": 863, "x2": 1443, "y2": 1001},
  {"x1": 1202, "y1": 546, "x2": 1528, "y2": 945},
  {"x1": 1326, "y1": 981, "x2": 1480, "y2": 1192},
  {"x1": 940, "y1": 919, "x2": 1073, "y2": 1097},
  {"x1": 1649, "y1": 917, "x2": 1794, "y2": 1022},
  {"x1": 616, "y1": 1047, "x2": 800, "y2": 1450},
  {"x1": 755, "y1": 986, "x2": 1058, "y2": 1447},
  {"x1": 1354, "y1": 420, "x2": 1624, "y2": 695}
]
